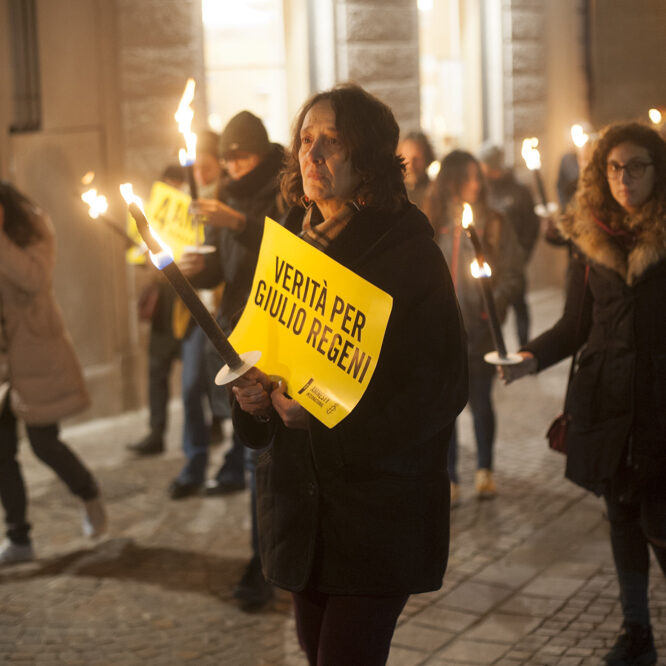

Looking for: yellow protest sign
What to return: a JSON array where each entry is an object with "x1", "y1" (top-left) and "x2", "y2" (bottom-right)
[
  {"x1": 126, "y1": 181, "x2": 202, "y2": 264},
  {"x1": 228, "y1": 218, "x2": 393, "y2": 428}
]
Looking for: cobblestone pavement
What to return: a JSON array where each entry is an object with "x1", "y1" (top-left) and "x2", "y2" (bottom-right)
[{"x1": 1, "y1": 287, "x2": 664, "y2": 665}]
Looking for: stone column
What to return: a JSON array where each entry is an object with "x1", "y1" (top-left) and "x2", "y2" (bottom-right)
[{"x1": 334, "y1": 0, "x2": 420, "y2": 132}]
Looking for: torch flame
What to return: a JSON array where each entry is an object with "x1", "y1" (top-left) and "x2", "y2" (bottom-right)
[
  {"x1": 426, "y1": 160, "x2": 441, "y2": 180},
  {"x1": 470, "y1": 259, "x2": 492, "y2": 279},
  {"x1": 175, "y1": 78, "x2": 197, "y2": 166},
  {"x1": 521, "y1": 137, "x2": 541, "y2": 171},
  {"x1": 571, "y1": 124, "x2": 589, "y2": 148},
  {"x1": 120, "y1": 183, "x2": 173, "y2": 265},
  {"x1": 81, "y1": 188, "x2": 109, "y2": 219},
  {"x1": 649, "y1": 108, "x2": 663, "y2": 125},
  {"x1": 461, "y1": 202, "x2": 474, "y2": 229}
]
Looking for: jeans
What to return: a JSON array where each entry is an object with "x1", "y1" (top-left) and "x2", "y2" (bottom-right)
[
  {"x1": 177, "y1": 325, "x2": 245, "y2": 485},
  {"x1": 177, "y1": 325, "x2": 210, "y2": 485},
  {"x1": 0, "y1": 398, "x2": 98, "y2": 545},
  {"x1": 291, "y1": 589, "x2": 408, "y2": 666},
  {"x1": 604, "y1": 493, "x2": 666, "y2": 626},
  {"x1": 448, "y1": 354, "x2": 495, "y2": 484}
]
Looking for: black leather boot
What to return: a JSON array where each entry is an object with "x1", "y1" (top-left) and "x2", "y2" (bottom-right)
[
  {"x1": 604, "y1": 623, "x2": 657, "y2": 665},
  {"x1": 126, "y1": 433, "x2": 165, "y2": 456}
]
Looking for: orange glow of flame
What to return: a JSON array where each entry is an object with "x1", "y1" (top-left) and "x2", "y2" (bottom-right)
[
  {"x1": 649, "y1": 108, "x2": 663, "y2": 125},
  {"x1": 461, "y1": 202, "x2": 474, "y2": 229},
  {"x1": 80, "y1": 171, "x2": 96, "y2": 186},
  {"x1": 81, "y1": 188, "x2": 109, "y2": 219},
  {"x1": 470, "y1": 259, "x2": 492, "y2": 279},
  {"x1": 571, "y1": 124, "x2": 589, "y2": 148},
  {"x1": 521, "y1": 137, "x2": 541, "y2": 171},
  {"x1": 120, "y1": 183, "x2": 173, "y2": 266},
  {"x1": 175, "y1": 78, "x2": 197, "y2": 166}
]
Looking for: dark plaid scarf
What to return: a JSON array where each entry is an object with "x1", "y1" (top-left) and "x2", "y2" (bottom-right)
[{"x1": 299, "y1": 201, "x2": 362, "y2": 251}]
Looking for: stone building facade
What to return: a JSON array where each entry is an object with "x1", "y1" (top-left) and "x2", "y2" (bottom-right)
[{"x1": 0, "y1": 0, "x2": 663, "y2": 420}]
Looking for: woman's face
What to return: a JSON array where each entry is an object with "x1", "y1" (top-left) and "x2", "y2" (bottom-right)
[
  {"x1": 459, "y1": 162, "x2": 481, "y2": 205},
  {"x1": 298, "y1": 99, "x2": 361, "y2": 217},
  {"x1": 223, "y1": 151, "x2": 262, "y2": 181},
  {"x1": 194, "y1": 152, "x2": 222, "y2": 186},
  {"x1": 606, "y1": 141, "x2": 655, "y2": 213}
]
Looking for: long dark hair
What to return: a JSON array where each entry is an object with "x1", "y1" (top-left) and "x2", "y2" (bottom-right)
[
  {"x1": 281, "y1": 83, "x2": 408, "y2": 213},
  {"x1": 423, "y1": 150, "x2": 489, "y2": 232},
  {"x1": 0, "y1": 181, "x2": 41, "y2": 247},
  {"x1": 575, "y1": 122, "x2": 666, "y2": 227}
]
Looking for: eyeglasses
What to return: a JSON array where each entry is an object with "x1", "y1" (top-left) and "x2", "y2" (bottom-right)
[{"x1": 606, "y1": 160, "x2": 653, "y2": 180}]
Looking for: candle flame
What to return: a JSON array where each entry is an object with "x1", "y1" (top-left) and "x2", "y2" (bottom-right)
[
  {"x1": 119, "y1": 182, "x2": 142, "y2": 209},
  {"x1": 461, "y1": 202, "x2": 474, "y2": 229},
  {"x1": 571, "y1": 124, "x2": 589, "y2": 148},
  {"x1": 426, "y1": 160, "x2": 441, "y2": 180},
  {"x1": 175, "y1": 78, "x2": 197, "y2": 166},
  {"x1": 521, "y1": 137, "x2": 541, "y2": 171},
  {"x1": 81, "y1": 188, "x2": 109, "y2": 219},
  {"x1": 120, "y1": 183, "x2": 173, "y2": 265},
  {"x1": 470, "y1": 259, "x2": 492, "y2": 279},
  {"x1": 649, "y1": 108, "x2": 662, "y2": 125}
]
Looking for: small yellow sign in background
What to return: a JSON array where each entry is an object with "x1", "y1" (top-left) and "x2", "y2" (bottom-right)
[
  {"x1": 228, "y1": 218, "x2": 393, "y2": 428},
  {"x1": 126, "y1": 181, "x2": 201, "y2": 264}
]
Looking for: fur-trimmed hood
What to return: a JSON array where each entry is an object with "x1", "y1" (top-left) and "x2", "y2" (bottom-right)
[{"x1": 559, "y1": 204, "x2": 666, "y2": 285}]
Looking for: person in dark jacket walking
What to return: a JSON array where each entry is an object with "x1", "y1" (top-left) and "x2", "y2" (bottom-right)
[
  {"x1": 479, "y1": 143, "x2": 538, "y2": 346},
  {"x1": 180, "y1": 111, "x2": 286, "y2": 608},
  {"x1": 423, "y1": 150, "x2": 522, "y2": 504},
  {"x1": 502, "y1": 122, "x2": 666, "y2": 666},
  {"x1": 231, "y1": 84, "x2": 467, "y2": 665}
]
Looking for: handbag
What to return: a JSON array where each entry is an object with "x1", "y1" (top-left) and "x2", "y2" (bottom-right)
[
  {"x1": 546, "y1": 264, "x2": 589, "y2": 454},
  {"x1": 546, "y1": 412, "x2": 571, "y2": 454}
]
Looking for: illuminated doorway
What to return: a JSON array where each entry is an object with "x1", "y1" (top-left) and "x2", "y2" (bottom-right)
[
  {"x1": 202, "y1": 0, "x2": 290, "y2": 144},
  {"x1": 418, "y1": 0, "x2": 503, "y2": 158}
]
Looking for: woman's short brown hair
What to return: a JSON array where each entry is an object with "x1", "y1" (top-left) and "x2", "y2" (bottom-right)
[{"x1": 280, "y1": 83, "x2": 407, "y2": 213}]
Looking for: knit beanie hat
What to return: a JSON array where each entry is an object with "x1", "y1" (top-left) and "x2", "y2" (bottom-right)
[{"x1": 219, "y1": 111, "x2": 270, "y2": 157}]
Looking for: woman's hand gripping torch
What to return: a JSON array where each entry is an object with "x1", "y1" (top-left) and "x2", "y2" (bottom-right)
[{"x1": 120, "y1": 183, "x2": 261, "y2": 384}]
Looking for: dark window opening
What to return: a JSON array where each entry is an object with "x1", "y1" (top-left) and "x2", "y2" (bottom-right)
[{"x1": 8, "y1": 0, "x2": 42, "y2": 133}]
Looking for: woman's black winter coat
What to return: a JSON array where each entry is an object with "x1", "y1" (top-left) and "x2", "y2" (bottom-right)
[
  {"x1": 233, "y1": 202, "x2": 468, "y2": 595},
  {"x1": 525, "y1": 207, "x2": 666, "y2": 500}
]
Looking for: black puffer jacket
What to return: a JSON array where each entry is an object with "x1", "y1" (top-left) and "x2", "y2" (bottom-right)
[
  {"x1": 525, "y1": 206, "x2": 666, "y2": 500},
  {"x1": 233, "y1": 202, "x2": 468, "y2": 595}
]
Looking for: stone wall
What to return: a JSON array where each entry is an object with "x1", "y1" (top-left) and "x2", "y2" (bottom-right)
[
  {"x1": 115, "y1": 0, "x2": 206, "y2": 193},
  {"x1": 0, "y1": 0, "x2": 208, "y2": 421},
  {"x1": 335, "y1": 0, "x2": 420, "y2": 131},
  {"x1": 589, "y1": 0, "x2": 666, "y2": 128}
]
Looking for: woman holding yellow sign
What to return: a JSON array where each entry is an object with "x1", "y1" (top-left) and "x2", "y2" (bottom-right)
[{"x1": 232, "y1": 84, "x2": 468, "y2": 665}]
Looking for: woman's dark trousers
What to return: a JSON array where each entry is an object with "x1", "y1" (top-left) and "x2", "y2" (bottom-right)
[
  {"x1": 604, "y1": 493, "x2": 666, "y2": 627},
  {"x1": 0, "y1": 398, "x2": 98, "y2": 545}
]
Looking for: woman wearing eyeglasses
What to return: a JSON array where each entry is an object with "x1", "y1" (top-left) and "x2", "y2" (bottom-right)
[{"x1": 502, "y1": 122, "x2": 666, "y2": 666}]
